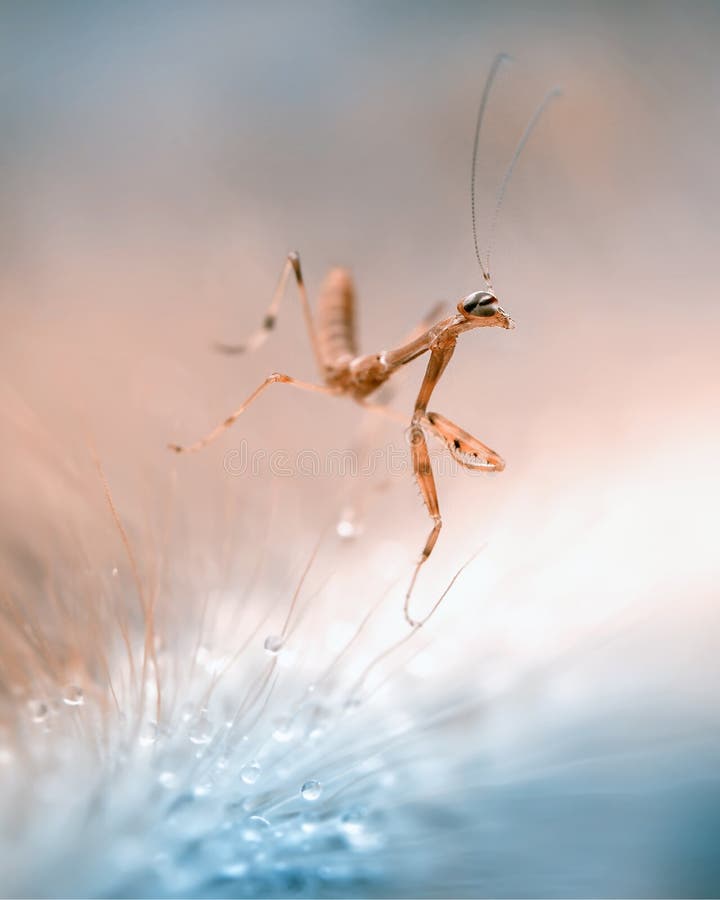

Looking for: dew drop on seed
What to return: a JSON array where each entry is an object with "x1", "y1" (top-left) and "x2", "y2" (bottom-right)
[
  {"x1": 272, "y1": 718, "x2": 293, "y2": 743},
  {"x1": 336, "y1": 519, "x2": 358, "y2": 539},
  {"x1": 158, "y1": 770, "x2": 177, "y2": 788},
  {"x1": 28, "y1": 700, "x2": 48, "y2": 723},
  {"x1": 220, "y1": 862, "x2": 248, "y2": 879},
  {"x1": 62, "y1": 685, "x2": 84, "y2": 706},
  {"x1": 242, "y1": 815, "x2": 270, "y2": 842},
  {"x1": 111, "y1": 567, "x2": 118, "y2": 576},
  {"x1": 343, "y1": 694, "x2": 362, "y2": 713},
  {"x1": 241, "y1": 760, "x2": 261, "y2": 784},
  {"x1": 339, "y1": 805, "x2": 366, "y2": 834},
  {"x1": 263, "y1": 634, "x2": 284, "y2": 654},
  {"x1": 138, "y1": 720, "x2": 158, "y2": 746},
  {"x1": 301, "y1": 780, "x2": 322, "y2": 801},
  {"x1": 188, "y1": 714, "x2": 213, "y2": 745},
  {"x1": 301, "y1": 811, "x2": 321, "y2": 833},
  {"x1": 336, "y1": 508, "x2": 362, "y2": 540}
]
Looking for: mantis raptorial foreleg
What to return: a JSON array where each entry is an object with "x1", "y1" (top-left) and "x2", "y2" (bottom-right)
[{"x1": 404, "y1": 344, "x2": 455, "y2": 626}]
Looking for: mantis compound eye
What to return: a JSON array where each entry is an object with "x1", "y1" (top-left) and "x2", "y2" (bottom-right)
[{"x1": 462, "y1": 291, "x2": 498, "y2": 317}]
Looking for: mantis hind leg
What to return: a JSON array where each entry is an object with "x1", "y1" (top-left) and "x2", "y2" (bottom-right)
[
  {"x1": 168, "y1": 373, "x2": 339, "y2": 455},
  {"x1": 214, "y1": 252, "x2": 323, "y2": 372}
]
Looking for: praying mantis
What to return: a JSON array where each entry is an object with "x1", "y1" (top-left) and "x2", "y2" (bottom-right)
[{"x1": 170, "y1": 54, "x2": 559, "y2": 627}]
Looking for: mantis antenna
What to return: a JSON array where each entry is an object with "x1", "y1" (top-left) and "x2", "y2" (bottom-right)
[
  {"x1": 471, "y1": 53, "x2": 511, "y2": 285},
  {"x1": 471, "y1": 55, "x2": 561, "y2": 286}
]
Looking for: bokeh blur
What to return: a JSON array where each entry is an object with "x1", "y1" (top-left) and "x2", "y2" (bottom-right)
[{"x1": 1, "y1": 1, "x2": 719, "y2": 897}]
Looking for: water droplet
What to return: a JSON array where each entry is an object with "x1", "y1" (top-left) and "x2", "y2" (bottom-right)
[
  {"x1": 196, "y1": 645, "x2": 211, "y2": 666},
  {"x1": 301, "y1": 780, "x2": 322, "y2": 801},
  {"x1": 336, "y1": 519, "x2": 356, "y2": 539},
  {"x1": 263, "y1": 634, "x2": 283, "y2": 654},
  {"x1": 343, "y1": 694, "x2": 362, "y2": 713},
  {"x1": 339, "y1": 805, "x2": 366, "y2": 834},
  {"x1": 111, "y1": 567, "x2": 119, "y2": 576},
  {"x1": 158, "y1": 770, "x2": 177, "y2": 789},
  {"x1": 272, "y1": 718, "x2": 293, "y2": 743},
  {"x1": 242, "y1": 815, "x2": 270, "y2": 842},
  {"x1": 241, "y1": 760, "x2": 261, "y2": 784},
  {"x1": 220, "y1": 862, "x2": 248, "y2": 879},
  {"x1": 28, "y1": 700, "x2": 48, "y2": 723},
  {"x1": 336, "y1": 508, "x2": 362, "y2": 540},
  {"x1": 193, "y1": 781, "x2": 213, "y2": 797},
  {"x1": 62, "y1": 685, "x2": 84, "y2": 706},
  {"x1": 301, "y1": 811, "x2": 321, "y2": 834},
  {"x1": 188, "y1": 714, "x2": 212, "y2": 745},
  {"x1": 138, "y1": 720, "x2": 158, "y2": 746}
]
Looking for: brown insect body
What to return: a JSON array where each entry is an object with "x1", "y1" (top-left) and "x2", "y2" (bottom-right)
[
  {"x1": 318, "y1": 267, "x2": 510, "y2": 403},
  {"x1": 170, "y1": 251, "x2": 513, "y2": 628},
  {"x1": 315, "y1": 267, "x2": 389, "y2": 400},
  {"x1": 315, "y1": 268, "x2": 359, "y2": 371},
  {"x1": 170, "y1": 55, "x2": 559, "y2": 628}
]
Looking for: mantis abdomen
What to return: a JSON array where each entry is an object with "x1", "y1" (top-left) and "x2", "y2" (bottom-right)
[{"x1": 316, "y1": 267, "x2": 358, "y2": 370}]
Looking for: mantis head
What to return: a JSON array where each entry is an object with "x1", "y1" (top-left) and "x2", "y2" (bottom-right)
[{"x1": 458, "y1": 290, "x2": 514, "y2": 329}]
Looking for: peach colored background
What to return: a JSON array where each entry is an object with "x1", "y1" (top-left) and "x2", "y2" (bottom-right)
[{"x1": 0, "y1": 1, "x2": 718, "y2": 689}]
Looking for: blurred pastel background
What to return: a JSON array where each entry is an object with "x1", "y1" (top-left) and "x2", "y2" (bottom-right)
[{"x1": 0, "y1": 1, "x2": 719, "y2": 897}]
